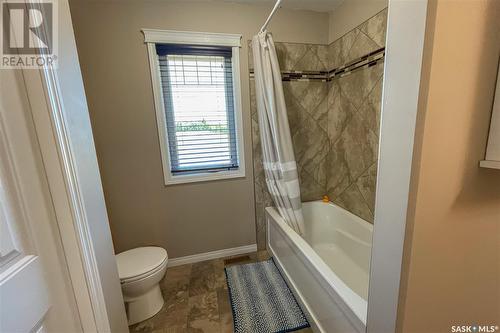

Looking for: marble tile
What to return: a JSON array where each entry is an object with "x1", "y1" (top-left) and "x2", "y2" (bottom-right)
[
  {"x1": 282, "y1": 82, "x2": 304, "y2": 134},
  {"x1": 256, "y1": 227, "x2": 267, "y2": 250},
  {"x1": 328, "y1": 29, "x2": 361, "y2": 69},
  {"x1": 292, "y1": 113, "x2": 329, "y2": 186},
  {"x1": 328, "y1": 38, "x2": 342, "y2": 70},
  {"x1": 130, "y1": 293, "x2": 189, "y2": 333},
  {"x1": 254, "y1": 182, "x2": 272, "y2": 228},
  {"x1": 294, "y1": 47, "x2": 327, "y2": 71},
  {"x1": 187, "y1": 292, "x2": 220, "y2": 332},
  {"x1": 340, "y1": 113, "x2": 379, "y2": 181},
  {"x1": 132, "y1": 252, "x2": 277, "y2": 332},
  {"x1": 328, "y1": 81, "x2": 355, "y2": 143},
  {"x1": 313, "y1": 155, "x2": 328, "y2": 189},
  {"x1": 255, "y1": 219, "x2": 265, "y2": 250},
  {"x1": 326, "y1": 135, "x2": 351, "y2": 199},
  {"x1": 356, "y1": 162, "x2": 378, "y2": 216},
  {"x1": 164, "y1": 328, "x2": 189, "y2": 333},
  {"x1": 247, "y1": 40, "x2": 254, "y2": 71},
  {"x1": 335, "y1": 183, "x2": 374, "y2": 222},
  {"x1": 254, "y1": 203, "x2": 266, "y2": 233},
  {"x1": 298, "y1": 168, "x2": 325, "y2": 202},
  {"x1": 359, "y1": 9, "x2": 388, "y2": 48},
  {"x1": 286, "y1": 83, "x2": 329, "y2": 178},
  {"x1": 161, "y1": 285, "x2": 189, "y2": 304},
  {"x1": 249, "y1": 80, "x2": 257, "y2": 120},
  {"x1": 294, "y1": 81, "x2": 330, "y2": 133},
  {"x1": 253, "y1": 250, "x2": 272, "y2": 261},
  {"x1": 213, "y1": 261, "x2": 227, "y2": 291},
  {"x1": 337, "y1": 29, "x2": 360, "y2": 67},
  {"x1": 249, "y1": 31, "x2": 387, "y2": 243},
  {"x1": 325, "y1": 18, "x2": 386, "y2": 223},
  {"x1": 313, "y1": 93, "x2": 329, "y2": 133},
  {"x1": 357, "y1": 75, "x2": 383, "y2": 136},
  {"x1": 212, "y1": 258, "x2": 225, "y2": 270},
  {"x1": 298, "y1": 81, "x2": 328, "y2": 115},
  {"x1": 161, "y1": 264, "x2": 191, "y2": 291},
  {"x1": 274, "y1": 42, "x2": 309, "y2": 70},
  {"x1": 310, "y1": 44, "x2": 329, "y2": 71},
  {"x1": 216, "y1": 288, "x2": 233, "y2": 333},
  {"x1": 189, "y1": 262, "x2": 223, "y2": 297},
  {"x1": 329, "y1": 8, "x2": 387, "y2": 70},
  {"x1": 251, "y1": 41, "x2": 330, "y2": 73},
  {"x1": 286, "y1": 82, "x2": 329, "y2": 133},
  {"x1": 338, "y1": 61, "x2": 384, "y2": 111},
  {"x1": 284, "y1": 81, "x2": 308, "y2": 104},
  {"x1": 251, "y1": 119, "x2": 265, "y2": 188},
  {"x1": 254, "y1": 178, "x2": 272, "y2": 250},
  {"x1": 347, "y1": 29, "x2": 380, "y2": 62}
]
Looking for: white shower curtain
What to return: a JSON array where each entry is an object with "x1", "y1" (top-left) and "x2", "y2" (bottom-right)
[{"x1": 252, "y1": 32, "x2": 305, "y2": 235}]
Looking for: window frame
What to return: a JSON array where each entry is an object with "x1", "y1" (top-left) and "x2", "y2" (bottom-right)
[{"x1": 143, "y1": 29, "x2": 245, "y2": 185}]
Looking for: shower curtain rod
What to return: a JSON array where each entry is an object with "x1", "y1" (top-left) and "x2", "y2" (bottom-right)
[{"x1": 259, "y1": 0, "x2": 283, "y2": 33}]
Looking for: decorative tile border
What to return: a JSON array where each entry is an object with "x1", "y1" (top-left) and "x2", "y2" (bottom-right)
[
  {"x1": 328, "y1": 47, "x2": 385, "y2": 80},
  {"x1": 249, "y1": 47, "x2": 385, "y2": 82},
  {"x1": 249, "y1": 70, "x2": 328, "y2": 82}
]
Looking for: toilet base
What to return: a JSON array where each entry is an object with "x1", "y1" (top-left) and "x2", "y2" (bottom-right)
[{"x1": 125, "y1": 284, "x2": 164, "y2": 325}]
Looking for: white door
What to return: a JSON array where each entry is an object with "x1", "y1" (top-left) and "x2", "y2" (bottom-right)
[
  {"x1": 0, "y1": 153, "x2": 49, "y2": 332},
  {"x1": 0, "y1": 69, "x2": 49, "y2": 332},
  {"x1": 0, "y1": 69, "x2": 82, "y2": 333}
]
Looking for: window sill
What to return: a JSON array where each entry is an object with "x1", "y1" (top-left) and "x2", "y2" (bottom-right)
[{"x1": 164, "y1": 169, "x2": 246, "y2": 186}]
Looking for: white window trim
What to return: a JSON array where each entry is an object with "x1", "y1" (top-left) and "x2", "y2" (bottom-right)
[{"x1": 142, "y1": 29, "x2": 245, "y2": 185}]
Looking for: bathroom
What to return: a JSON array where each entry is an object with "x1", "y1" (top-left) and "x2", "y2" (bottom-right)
[
  {"x1": 1, "y1": 0, "x2": 499, "y2": 332},
  {"x1": 69, "y1": 0, "x2": 387, "y2": 330}
]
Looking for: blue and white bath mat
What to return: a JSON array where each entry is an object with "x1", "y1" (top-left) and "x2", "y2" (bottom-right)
[{"x1": 225, "y1": 259, "x2": 310, "y2": 333}]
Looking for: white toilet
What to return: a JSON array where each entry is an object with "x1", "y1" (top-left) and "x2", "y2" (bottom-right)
[{"x1": 116, "y1": 246, "x2": 168, "y2": 325}]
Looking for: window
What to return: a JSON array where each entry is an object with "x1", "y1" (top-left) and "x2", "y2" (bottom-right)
[{"x1": 143, "y1": 30, "x2": 245, "y2": 185}]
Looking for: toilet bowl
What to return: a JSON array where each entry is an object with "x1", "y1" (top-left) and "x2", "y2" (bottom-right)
[{"x1": 116, "y1": 246, "x2": 168, "y2": 325}]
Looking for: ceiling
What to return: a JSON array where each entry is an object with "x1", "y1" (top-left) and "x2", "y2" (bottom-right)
[
  {"x1": 228, "y1": 0, "x2": 345, "y2": 12},
  {"x1": 171, "y1": 0, "x2": 345, "y2": 13}
]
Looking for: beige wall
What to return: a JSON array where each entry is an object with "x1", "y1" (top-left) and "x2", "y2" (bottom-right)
[
  {"x1": 69, "y1": 0, "x2": 329, "y2": 258},
  {"x1": 328, "y1": 0, "x2": 388, "y2": 43},
  {"x1": 398, "y1": 0, "x2": 500, "y2": 331}
]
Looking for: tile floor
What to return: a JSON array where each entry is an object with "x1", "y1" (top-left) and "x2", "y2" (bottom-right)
[{"x1": 129, "y1": 251, "x2": 313, "y2": 333}]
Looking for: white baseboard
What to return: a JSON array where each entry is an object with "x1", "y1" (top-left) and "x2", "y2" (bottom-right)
[{"x1": 167, "y1": 244, "x2": 258, "y2": 267}]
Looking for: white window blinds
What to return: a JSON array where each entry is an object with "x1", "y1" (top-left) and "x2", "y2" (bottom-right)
[{"x1": 156, "y1": 44, "x2": 239, "y2": 174}]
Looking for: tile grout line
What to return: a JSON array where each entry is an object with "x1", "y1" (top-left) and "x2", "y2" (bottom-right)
[
  {"x1": 330, "y1": 160, "x2": 377, "y2": 204},
  {"x1": 327, "y1": 7, "x2": 388, "y2": 46}
]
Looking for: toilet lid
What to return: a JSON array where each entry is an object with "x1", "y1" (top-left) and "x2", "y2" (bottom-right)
[{"x1": 116, "y1": 247, "x2": 168, "y2": 280}]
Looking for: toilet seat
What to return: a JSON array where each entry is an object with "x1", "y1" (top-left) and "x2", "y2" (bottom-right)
[
  {"x1": 120, "y1": 259, "x2": 167, "y2": 284},
  {"x1": 116, "y1": 247, "x2": 168, "y2": 283}
]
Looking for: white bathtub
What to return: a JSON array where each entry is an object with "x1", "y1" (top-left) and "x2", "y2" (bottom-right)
[{"x1": 266, "y1": 201, "x2": 373, "y2": 333}]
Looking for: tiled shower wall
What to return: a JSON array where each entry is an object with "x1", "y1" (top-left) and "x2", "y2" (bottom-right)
[
  {"x1": 326, "y1": 9, "x2": 387, "y2": 223},
  {"x1": 250, "y1": 9, "x2": 387, "y2": 249}
]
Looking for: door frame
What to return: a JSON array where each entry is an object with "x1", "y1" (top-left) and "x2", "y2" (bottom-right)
[
  {"x1": 22, "y1": 62, "x2": 110, "y2": 333},
  {"x1": 367, "y1": 0, "x2": 429, "y2": 332},
  {"x1": 17, "y1": 0, "x2": 129, "y2": 332}
]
